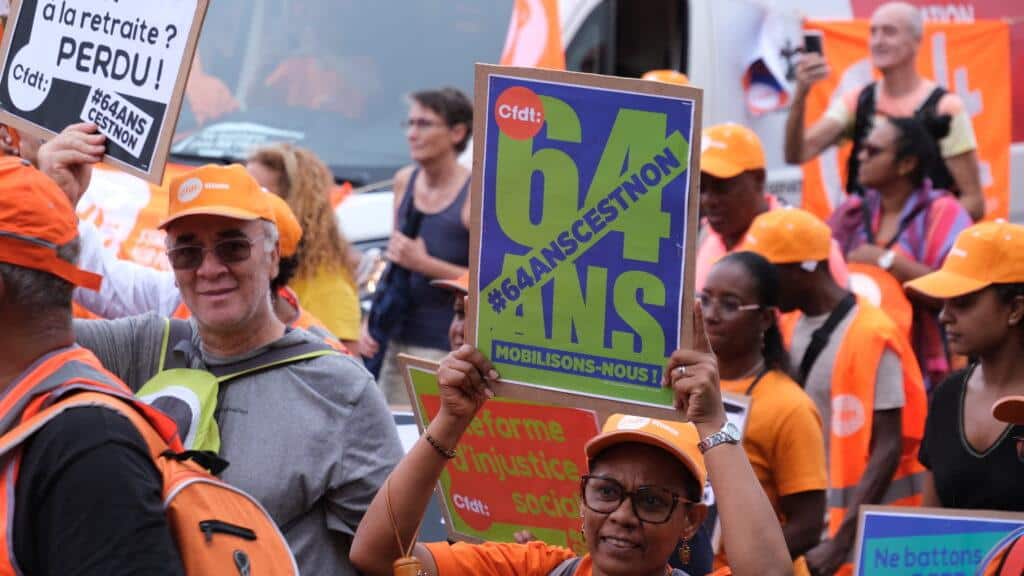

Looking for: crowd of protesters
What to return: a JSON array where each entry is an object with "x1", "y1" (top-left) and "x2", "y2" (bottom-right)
[{"x1": 0, "y1": 1, "x2": 1019, "y2": 576}]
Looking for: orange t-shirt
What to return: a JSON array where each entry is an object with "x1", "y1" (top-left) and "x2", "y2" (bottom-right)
[
  {"x1": 720, "y1": 370, "x2": 827, "y2": 518},
  {"x1": 424, "y1": 542, "x2": 579, "y2": 575}
]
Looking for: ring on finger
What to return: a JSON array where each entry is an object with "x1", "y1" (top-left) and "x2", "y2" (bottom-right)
[{"x1": 674, "y1": 365, "x2": 687, "y2": 376}]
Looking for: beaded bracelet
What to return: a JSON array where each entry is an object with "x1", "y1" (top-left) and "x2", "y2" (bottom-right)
[{"x1": 425, "y1": 433, "x2": 457, "y2": 459}]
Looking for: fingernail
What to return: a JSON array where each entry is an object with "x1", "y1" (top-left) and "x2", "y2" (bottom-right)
[
  {"x1": 486, "y1": 389, "x2": 495, "y2": 399},
  {"x1": 488, "y1": 370, "x2": 499, "y2": 380}
]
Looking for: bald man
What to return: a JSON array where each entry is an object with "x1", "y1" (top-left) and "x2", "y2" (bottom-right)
[{"x1": 785, "y1": 1, "x2": 984, "y2": 221}]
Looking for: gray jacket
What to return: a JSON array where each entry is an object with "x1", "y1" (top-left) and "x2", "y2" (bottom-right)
[{"x1": 75, "y1": 313, "x2": 403, "y2": 576}]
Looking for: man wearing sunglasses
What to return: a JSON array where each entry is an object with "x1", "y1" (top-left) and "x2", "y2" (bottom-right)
[{"x1": 37, "y1": 124, "x2": 402, "y2": 576}]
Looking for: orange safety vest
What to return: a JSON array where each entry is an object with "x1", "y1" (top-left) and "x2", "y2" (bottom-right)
[
  {"x1": 780, "y1": 299, "x2": 928, "y2": 533},
  {"x1": 0, "y1": 346, "x2": 182, "y2": 574}
]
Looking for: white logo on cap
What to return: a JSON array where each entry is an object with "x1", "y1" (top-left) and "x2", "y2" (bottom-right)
[
  {"x1": 701, "y1": 137, "x2": 727, "y2": 154},
  {"x1": 950, "y1": 246, "x2": 968, "y2": 259},
  {"x1": 178, "y1": 178, "x2": 203, "y2": 203},
  {"x1": 616, "y1": 416, "x2": 651, "y2": 430}
]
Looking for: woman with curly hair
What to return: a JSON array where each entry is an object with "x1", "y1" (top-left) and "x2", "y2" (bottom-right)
[{"x1": 248, "y1": 143, "x2": 361, "y2": 346}]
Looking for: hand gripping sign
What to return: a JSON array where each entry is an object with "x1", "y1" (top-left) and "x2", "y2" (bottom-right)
[
  {"x1": 0, "y1": 0, "x2": 209, "y2": 183},
  {"x1": 467, "y1": 65, "x2": 703, "y2": 415}
]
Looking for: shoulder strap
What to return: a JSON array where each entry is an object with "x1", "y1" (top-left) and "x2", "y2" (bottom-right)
[
  {"x1": 798, "y1": 293, "x2": 857, "y2": 386},
  {"x1": 846, "y1": 82, "x2": 877, "y2": 195},
  {"x1": 159, "y1": 318, "x2": 194, "y2": 372},
  {"x1": 917, "y1": 86, "x2": 946, "y2": 115},
  {"x1": 0, "y1": 391, "x2": 166, "y2": 461},
  {"x1": 547, "y1": 557, "x2": 581, "y2": 576},
  {"x1": 743, "y1": 366, "x2": 771, "y2": 396},
  {"x1": 207, "y1": 339, "x2": 340, "y2": 382},
  {"x1": 400, "y1": 169, "x2": 426, "y2": 238}
]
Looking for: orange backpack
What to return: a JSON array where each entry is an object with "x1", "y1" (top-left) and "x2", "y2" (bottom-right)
[{"x1": 0, "y1": 391, "x2": 298, "y2": 576}]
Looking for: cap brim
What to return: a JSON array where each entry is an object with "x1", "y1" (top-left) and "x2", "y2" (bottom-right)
[
  {"x1": 993, "y1": 396, "x2": 1024, "y2": 424},
  {"x1": 430, "y1": 278, "x2": 469, "y2": 293},
  {"x1": 700, "y1": 156, "x2": 745, "y2": 179},
  {"x1": 904, "y1": 269, "x2": 990, "y2": 299},
  {"x1": 158, "y1": 207, "x2": 264, "y2": 229},
  {"x1": 585, "y1": 430, "x2": 705, "y2": 489}
]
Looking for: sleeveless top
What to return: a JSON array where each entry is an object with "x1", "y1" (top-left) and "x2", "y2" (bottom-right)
[{"x1": 395, "y1": 168, "x2": 470, "y2": 348}]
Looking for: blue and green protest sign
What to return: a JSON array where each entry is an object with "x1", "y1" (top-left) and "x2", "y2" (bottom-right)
[
  {"x1": 854, "y1": 506, "x2": 1024, "y2": 575},
  {"x1": 468, "y1": 65, "x2": 702, "y2": 410}
]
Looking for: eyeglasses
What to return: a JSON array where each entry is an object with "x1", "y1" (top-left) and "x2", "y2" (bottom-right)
[
  {"x1": 580, "y1": 475, "x2": 692, "y2": 524},
  {"x1": 401, "y1": 118, "x2": 444, "y2": 130},
  {"x1": 697, "y1": 293, "x2": 761, "y2": 316},
  {"x1": 166, "y1": 237, "x2": 259, "y2": 270},
  {"x1": 861, "y1": 143, "x2": 889, "y2": 158}
]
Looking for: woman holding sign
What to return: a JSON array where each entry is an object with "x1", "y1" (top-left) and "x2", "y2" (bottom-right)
[
  {"x1": 701, "y1": 251, "x2": 827, "y2": 566},
  {"x1": 350, "y1": 309, "x2": 792, "y2": 576},
  {"x1": 904, "y1": 221, "x2": 1024, "y2": 512}
]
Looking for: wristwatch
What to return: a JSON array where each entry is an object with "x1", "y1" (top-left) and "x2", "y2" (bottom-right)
[
  {"x1": 697, "y1": 421, "x2": 740, "y2": 454},
  {"x1": 877, "y1": 249, "x2": 896, "y2": 271}
]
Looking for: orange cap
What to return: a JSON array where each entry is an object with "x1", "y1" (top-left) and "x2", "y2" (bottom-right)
[
  {"x1": 993, "y1": 396, "x2": 1024, "y2": 425},
  {"x1": 642, "y1": 69, "x2": 690, "y2": 86},
  {"x1": 585, "y1": 414, "x2": 707, "y2": 490},
  {"x1": 264, "y1": 192, "x2": 302, "y2": 258},
  {"x1": 701, "y1": 123, "x2": 765, "y2": 179},
  {"x1": 161, "y1": 164, "x2": 274, "y2": 229},
  {"x1": 740, "y1": 207, "x2": 832, "y2": 267},
  {"x1": 0, "y1": 157, "x2": 102, "y2": 290},
  {"x1": 430, "y1": 272, "x2": 469, "y2": 294},
  {"x1": 904, "y1": 221, "x2": 1024, "y2": 299}
]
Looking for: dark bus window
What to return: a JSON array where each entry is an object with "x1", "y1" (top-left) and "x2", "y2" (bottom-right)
[{"x1": 566, "y1": 0, "x2": 687, "y2": 79}]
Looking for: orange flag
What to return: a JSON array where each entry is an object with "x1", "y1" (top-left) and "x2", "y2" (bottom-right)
[
  {"x1": 500, "y1": 0, "x2": 565, "y2": 70},
  {"x1": 800, "y1": 20, "x2": 1011, "y2": 221}
]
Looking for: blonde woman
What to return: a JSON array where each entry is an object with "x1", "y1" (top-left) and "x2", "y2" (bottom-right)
[{"x1": 248, "y1": 143, "x2": 361, "y2": 346}]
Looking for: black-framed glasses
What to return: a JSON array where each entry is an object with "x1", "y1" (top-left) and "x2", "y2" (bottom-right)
[
  {"x1": 697, "y1": 292, "x2": 761, "y2": 317},
  {"x1": 580, "y1": 475, "x2": 692, "y2": 524},
  {"x1": 166, "y1": 237, "x2": 259, "y2": 270},
  {"x1": 401, "y1": 118, "x2": 444, "y2": 130}
]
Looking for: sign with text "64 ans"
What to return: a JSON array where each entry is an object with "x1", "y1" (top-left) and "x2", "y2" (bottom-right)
[
  {"x1": 0, "y1": 0, "x2": 209, "y2": 183},
  {"x1": 468, "y1": 65, "x2": 703, "y2": 413}
]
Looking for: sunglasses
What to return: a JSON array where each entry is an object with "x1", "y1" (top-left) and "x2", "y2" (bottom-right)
[
  {"x1": 166, "y1": 237, "x2": 259, "y2": 270},
  {"x1": 861, "y1": 143, "x2": 889, "y2": 158}
]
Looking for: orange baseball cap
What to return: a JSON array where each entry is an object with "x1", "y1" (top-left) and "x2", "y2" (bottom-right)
[
  {"x1": 430, "y1": 272, "x2": 469, "y2": 294},
  {"x1": 0, "y1": 157, "x2": 102, "y2": 290},
  {"x1": 160, "y1": 164, "x2": 274, "y2": 229},
  {"x1": 264, "y1": 192, "x2": 302, "y2": 258},
  {"x1": 740, "y1": 207, "x2": 832, "y2": 268},
  {"x1": 701, "y1": 123, "x2": 766, "y2": 179},
  {"x1": 585, "y1": 414, "x2": 707, "y2": 491},
  {"x1": 904, "y1": 221, "x2": 1024, "y2": 299},
  {"x1": 993, "y1": 396, "x2": 1024, "y2": 425},
  {"x1": 642, "y1": 69, "x2": 690, "y2": 86}
]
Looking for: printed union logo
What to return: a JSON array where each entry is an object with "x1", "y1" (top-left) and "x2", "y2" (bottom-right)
[
  {"x1": 616, "y1": 415, "x2": 651, "y2": 431},
  {"x1": 178, "y1": 178, "x2": 203, "y2": 203},
  {"x1": 832, "y1": 394, "x2": 866, "y2": 438},
  {"x1": 494, "y1": 85, "x2": 544, "y2": 140}
]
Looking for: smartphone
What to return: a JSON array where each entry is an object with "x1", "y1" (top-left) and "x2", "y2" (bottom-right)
[{"x1": 804, "y1": 31, "x2": 824, "y2": 56}]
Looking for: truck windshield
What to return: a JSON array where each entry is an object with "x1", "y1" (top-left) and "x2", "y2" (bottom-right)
[{"x1": 171, "y1": 0, "x2": 512, "y2": 184}]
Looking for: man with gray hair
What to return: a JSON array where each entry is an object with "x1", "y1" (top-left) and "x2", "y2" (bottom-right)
[
  {"x1": 37, "y1": 124, "x2": 402, "y2": 576},
  {"x1": 784, "y1": 1, "x2": 984, "y2": 220}
]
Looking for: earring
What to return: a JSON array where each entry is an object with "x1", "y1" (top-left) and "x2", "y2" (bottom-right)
[{"x1": 678, "y1": 539, "x2": 691, "y2": 564}]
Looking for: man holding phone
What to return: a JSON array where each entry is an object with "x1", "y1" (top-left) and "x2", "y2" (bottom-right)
[{"x1": 784, "y1": 1, "x2": 984, "y2": 221}]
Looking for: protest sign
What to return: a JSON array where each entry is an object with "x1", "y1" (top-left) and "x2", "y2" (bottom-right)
[
  {"x1": 853, "y1": 505, "x2": 1024, "y2": 575},
  {"x1": 401, "y1": 355, "x2": 599, "y2": 551},
  {"x1": 467, "y1": 65, "x2": 702, "y2": 415},
  {"x1": 0, "y1": 0, "x2": 209, "y2": 182}
]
